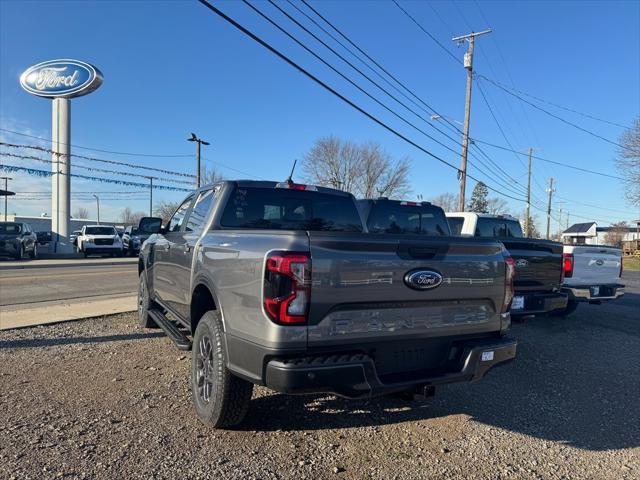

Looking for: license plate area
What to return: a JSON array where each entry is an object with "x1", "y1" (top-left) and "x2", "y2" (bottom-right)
[{"x1": 511, "y1": 296, "x2": 525, "y2": 310}]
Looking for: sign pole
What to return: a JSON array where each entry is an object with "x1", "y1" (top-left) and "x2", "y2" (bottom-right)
[{"x1": 51, "y1": 97, "x2": 72, "y2": 253}]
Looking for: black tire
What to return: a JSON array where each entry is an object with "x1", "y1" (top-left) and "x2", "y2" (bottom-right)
[
  {"x1": 191, "y1": 311, "x2": 253, "y2": 428},
  {"x1": 14, "y1": 244, "x2": 24, "y2": 260},
  {"x1": 29, "y1": 243, "x2": 38, "y2": 259},
  {"x1": 550, "y1": 300, "x2": 579, "y2": 317},
  {"x1": 137, "y1": 272, "x2": 158, "y2": 328},
  {"x1": 83, "y1": 250, "x2": 88, "y2": 258}
]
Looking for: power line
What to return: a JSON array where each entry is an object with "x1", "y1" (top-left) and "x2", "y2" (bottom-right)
[
  {"x1": 473, "y1": 138, "x2": 625, "y2": 180},
  {"x1": 476, "y1": 75, "x2": 632, "y2": 150},
  {"x1": 196, "y1": 0, "x2": 525, "y2": 204},
  {"x1": 391, "y1": 0, "x2": 461, "y2": 65},
  {"x1": 0, "y1": 128, "x2": 194, "y2": 158}
]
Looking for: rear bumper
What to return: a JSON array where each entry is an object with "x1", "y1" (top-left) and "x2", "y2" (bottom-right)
[
  {"x1": 263, "y1": 337, "x2": 517, "y2": 399},
  {"x1": 562, "y1": 284, "x2": 625, "y2": 302},
  {"x1": 510, "y1": 291, "x2": 568, "y2": 316}
]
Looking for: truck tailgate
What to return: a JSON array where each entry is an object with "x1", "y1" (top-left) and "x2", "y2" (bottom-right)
[
  {"x1": 565, "y1": 246, "x2": 622, "y2": 286},
  {"x1": 501, "y1": 239, "x2": 563, "y2": 292},
  {"x1": 307, "y1": 233, "x2": 507, "y2": 347}
]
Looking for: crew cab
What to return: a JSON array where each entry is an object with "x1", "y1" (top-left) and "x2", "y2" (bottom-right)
[
  {"x1": 122, "y1": 225, "x2": 152, "y2": 256},
  {"x1": 556, "y1": 244, "x2": 625, "y2": 316},
  {"x1": 76, "y1": 225, "x2": 123, "y2": 257},
  {"x1": 445, "y1": 212, "x2": 568, "y2": 318},
  {"x1": 137, "y1": 181, "x2": 517, "y2": 428}
]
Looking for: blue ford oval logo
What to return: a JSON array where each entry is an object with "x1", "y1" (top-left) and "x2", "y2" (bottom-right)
[
  {"x1": 20, "y1": 59, "x2": 103, "y2": 98},
  {"x1": 404, "y1": 269, "x2": 443, "y2": 290}
]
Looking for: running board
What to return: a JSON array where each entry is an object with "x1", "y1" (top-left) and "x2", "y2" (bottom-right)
[{"x1": 148, "y1": 309, "x2": 192, "y2": 351}]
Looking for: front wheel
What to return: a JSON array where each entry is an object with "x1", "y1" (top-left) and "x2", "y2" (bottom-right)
[
  {"x1": 138, "y1": 272, "x2": 158, "y2": 328},
  {"x1": 29, "y1": 243, "x2": 38, "y2": 259},
  {"x1": 549, "y1": 300, "x2": 579, "y2": 317},
  {"x1": 191, "y1": 311, "x2": 253, "y2": 428},
  {"x1": 14, "y1": 244, "x2": 24, "y2": 260}
]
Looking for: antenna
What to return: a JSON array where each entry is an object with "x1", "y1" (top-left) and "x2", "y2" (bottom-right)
[{"x1": 286, "y1": 159, "x2": 297, "y2": 184}]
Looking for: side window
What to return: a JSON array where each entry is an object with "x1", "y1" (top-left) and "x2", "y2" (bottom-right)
[
  {"x1": 186, "y1": 189, "x2": 215, "y2": 232},
  {"x1": 167, "y1": 196, "x2": 194, "y2": 233}
]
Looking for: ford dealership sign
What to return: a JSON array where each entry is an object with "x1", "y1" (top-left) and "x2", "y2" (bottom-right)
[{"x1": 20, "y1": 59, "x2": 103, "y2": 98}]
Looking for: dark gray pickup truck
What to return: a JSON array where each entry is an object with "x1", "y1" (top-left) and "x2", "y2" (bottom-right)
[
  {"x1": 138, "y1": 181, "x2": 517, "y2": 427},
  {"x1": 446, "y1": 212, "x2": 568, "y2": 318}
]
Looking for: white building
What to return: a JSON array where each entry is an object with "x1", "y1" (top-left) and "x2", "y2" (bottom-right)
[{"x1": 561, "y1": 221, "x2": 640, "y2": 245}]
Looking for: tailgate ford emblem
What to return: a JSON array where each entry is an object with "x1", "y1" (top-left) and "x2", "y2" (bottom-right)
[
  {"x1": 515, "y1": 259, "x2": 529, "y2": 268},
  {"x1": 404, "y1": 269, "x2": 443, "y2": 290}
]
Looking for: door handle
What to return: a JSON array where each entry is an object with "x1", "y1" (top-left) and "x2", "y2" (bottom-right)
[{"x1": 185, "y1": 245, "x2": 192, "y2": 254}]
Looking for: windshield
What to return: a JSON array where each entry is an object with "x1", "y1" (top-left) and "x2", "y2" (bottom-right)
[
  {"x1": 85, "y1": 227, "x2": 117, "y2": 235},
  {"x1": 221, "y1": 187, "x2": 363, "y2": 232},
  {"x1": 475, "y1": 218, "x2": 523, "y2": 238},
  {"x1": 365, "y1": 202, "x2": 450, "y2": 235},
  {"x1": 0, "y1": 223, "x2": 22, "y2": 234}
]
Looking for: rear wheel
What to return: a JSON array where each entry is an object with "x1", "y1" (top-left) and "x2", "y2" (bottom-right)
[
  {"x1": 550, "y1": 300, "x2": 579, "y2": 317},
  {"x1": 191, "y1": 311, "x2": 253, "y2": 428}
]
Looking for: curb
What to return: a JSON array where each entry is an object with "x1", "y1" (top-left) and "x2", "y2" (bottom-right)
[{"x1": 0, "y1": 259, "x2": 137, "y2": 271}]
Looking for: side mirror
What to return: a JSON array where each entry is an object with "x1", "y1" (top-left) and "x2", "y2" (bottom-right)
[{"x1": 138, "y1": 217, "x2": 163, "y2": 234}]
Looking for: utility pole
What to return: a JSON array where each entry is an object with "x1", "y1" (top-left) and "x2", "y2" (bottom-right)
[
  {"x1": 93, "y1": 194, "x2": 100, "y2": 224},
  {"x1": 148, "y1": 177, "x2": 154, "y2": 217},
  {"x1": 1, "y1": 176, "x2": 11, "y2": 221},
  {"x1": 187, "y1": 133, "x2": 210, "y2": 188},
  {"x1": 546, "y1": 177, "x2": 554, "y2": 240},
  {"x1": 525, "y1": 148, "x2": 533, "y2": 236},
  {"x1": 452, "y1": 28, "x2": 492, "y2": 211}
]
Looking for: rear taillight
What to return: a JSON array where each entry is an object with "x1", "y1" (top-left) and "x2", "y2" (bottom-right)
[
  {"x1": 562, "y1": 253, "x2": 574, "y2": 280},
  {"x1": 502, "y1": 256, "x2": 516, "y2": 313},
  {"x1": 263, "y1": 252, "x2": 311, "y2": 324}
]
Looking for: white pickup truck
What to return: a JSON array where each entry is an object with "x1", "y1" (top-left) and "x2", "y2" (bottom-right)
[{"x1": 557, "y1": 244, "x2": 625, "y2": 316}]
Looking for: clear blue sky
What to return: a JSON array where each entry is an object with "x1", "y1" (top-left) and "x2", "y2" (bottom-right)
[{"x1": 1, "y1": 0, "x2": 638, "y2": 232}]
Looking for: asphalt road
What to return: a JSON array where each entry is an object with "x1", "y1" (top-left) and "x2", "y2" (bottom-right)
[
  {"x1": 0, "y1": 264, "x2": 138, "y2": 307},
  {"x1": 0, "y1": 272, "x2": 638, "y2": 479}
]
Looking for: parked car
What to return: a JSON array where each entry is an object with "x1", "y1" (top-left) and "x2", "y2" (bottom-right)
[
  {"x1": 137, "y1": 181, "x2": 517, "y2": 428},
  {"x1": 553, "y1": 244, "x2": 625, "y2": 316},
  {"x1": 0, "y1": 221, "x2": 38, "y2": 259},
  {"x1": 36, "y1": 231, "x2": 52, "y2": 246},
  {"x1": 122, "y1": 225, "x2": 152, "y2": 256},
  {"x1": 76, "y1": 225, "x2": 123, "y2": 257},
  {"x1": 445, "y1": 212, "x2": 568, "y2": 319},
  {"x1": 70, "y1": 230, "x2": 82, "y2": 247}
]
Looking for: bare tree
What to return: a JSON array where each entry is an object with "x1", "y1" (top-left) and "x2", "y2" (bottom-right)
[
  {"x1": 154, "y1": 200, "x2": 179, "y2": 224},
  {"x1": 73, "y1": 207, "x2": 89, "y2": 219},
  {"x1": 517, "y1": 211, "x2": 541, "y2": 238},
  {"x1": 429, "y1": 192, "x2": 459, "y2": 212},
  {"x1": 120, "y1": 207, "x2": 147, "y2": 226},
  {"x1": 604, "y1": 221, "x2": 628, "y2": 247},
  {"x1": 486, "y1": 197, "x2": 510, "y2": 215},
  {"x1": 202, "y1": 164, "x2": 224, "y2": 185},
  {"x1": 616, "y1": 117, "x2": 640, "y2": 205},
  {"x1": 302, "y1": 137, "x2": 411, "y2": 198}
]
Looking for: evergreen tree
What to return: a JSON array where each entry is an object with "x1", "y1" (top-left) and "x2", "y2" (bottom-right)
[{"x1": 467, "y1": 182, "x2": 489, "y2": 213}]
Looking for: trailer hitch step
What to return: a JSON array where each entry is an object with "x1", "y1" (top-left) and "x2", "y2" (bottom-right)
[{"x1": 148, "y1": 309, "x2": 192, "y2": 351}]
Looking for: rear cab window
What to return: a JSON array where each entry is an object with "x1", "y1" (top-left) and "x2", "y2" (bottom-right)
[
  {"x1": 475, "y1": 217, "x2": 523, "y2": 238},
  {"x1": 447, "y1": 216, "x2": 464, "y2": 235},
  {"x1": 0, "y1": 223, "x2": 22, "y2": 234},
  {"x1": 220, "y1": 184, "x2": 363, "y2": 232},
  {"x1": 362, "y1": 200, "x2": 451, "y2": 236}
]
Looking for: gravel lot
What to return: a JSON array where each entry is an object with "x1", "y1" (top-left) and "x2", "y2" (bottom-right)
[{"x1": 1, "y1": 274, "x2": 639, "y2": 479}]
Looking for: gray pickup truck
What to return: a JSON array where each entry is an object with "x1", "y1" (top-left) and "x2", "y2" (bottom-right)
[{"x1": 138, "y1": 181, "x2": 517, "y2": 427}]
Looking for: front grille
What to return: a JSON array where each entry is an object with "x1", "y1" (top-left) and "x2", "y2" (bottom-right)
[{"x1": 94, "y1": 238, "x2": 114, "y2": 246}]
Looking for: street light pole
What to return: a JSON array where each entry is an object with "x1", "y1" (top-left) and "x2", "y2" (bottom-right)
[
  {"x1": 93, "y1": 194, "x2": 100, "y2": 224},
  {"x1": 452, "y1": 29, "x2": 492, "y2": 212},
  {"x1": 1, "y1": 176, "x2": 11, "y2": 221},
  {"x1": 149, "y1": 177, "x2": 153, "y2": 217},
  {"x1": 187, "y1": 133, "x2": 210, "y2": 188}
]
